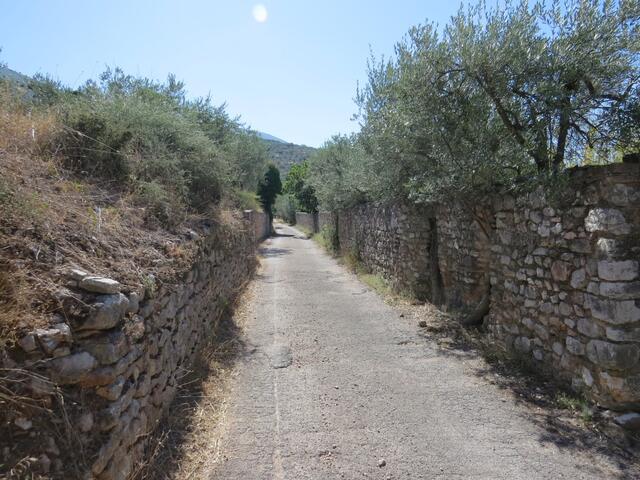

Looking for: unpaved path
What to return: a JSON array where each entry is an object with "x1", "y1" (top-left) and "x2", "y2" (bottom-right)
[{"x1": 208, "y1": 224, "x2": 634, "y2": 479}]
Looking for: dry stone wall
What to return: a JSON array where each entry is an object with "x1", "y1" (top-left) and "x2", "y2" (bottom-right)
[
  {"x1": 336, "y1": 203, "x2": 434, "y2": 300},
  {"x1": 326, "y1": 164, "x2": 640, "y2": 410},
  {"x1": 3, "y1": 211, "x2": 270, "y2": 479},
  {"x1": 487, "y1": 164, "x2": 640, "y2": 409},
  {"x1": 294, "y1": 212, "x2": 318, "y2": 233}
]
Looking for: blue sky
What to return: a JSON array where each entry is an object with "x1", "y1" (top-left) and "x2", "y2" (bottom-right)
[{"x1": 1, "y1": 1, "x2": 462, "y2": 147}]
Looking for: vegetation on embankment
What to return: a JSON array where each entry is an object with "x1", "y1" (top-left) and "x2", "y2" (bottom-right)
[
  {"x1": 0, "y1": 64, "x2": 270, "y2": 342},
  {"x1": 306, "y1": 0, "x2": 640, "y2": 209}
]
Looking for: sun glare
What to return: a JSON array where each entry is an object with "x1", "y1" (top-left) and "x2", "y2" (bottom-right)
[{"x1": 252, "y1": 4, "x2": 268, "y2": 23}]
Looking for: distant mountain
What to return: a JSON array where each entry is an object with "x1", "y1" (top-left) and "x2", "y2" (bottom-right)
[
  {"x1": 256, "y1": 131, "x2": 287, "y2": 144},
  {"x1": 262, "y1": 138, "x2": 316, "y2": 174},
  {"x1": 0, "y1": 65, "x2": 31, "y2": 87}
]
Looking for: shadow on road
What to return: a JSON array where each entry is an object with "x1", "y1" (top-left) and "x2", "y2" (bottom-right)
[
  {"x1": 413, "y1": 308, "x2": 639, "y2": 479},
  {"x1": 258, "y1": 246, "x2": 292, "y2": 258}
]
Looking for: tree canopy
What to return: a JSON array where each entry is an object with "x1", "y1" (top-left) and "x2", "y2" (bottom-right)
[
  {"x1": 308, "y1": 0, "x2": 640, "y2": 209},
  {"x1": 258, "y1": 163, "x2": 283, "y2": 221},
  {"x1": 282, "y1": 161, "x2": 318, "y2": 213}
]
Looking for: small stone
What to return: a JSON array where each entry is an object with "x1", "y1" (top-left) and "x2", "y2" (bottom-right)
[
  {"x1": 551, "y1": 261, "x2": 571, "y2": 282},
  {"x1": 35, "y1": 323, "x2": 72, "y2": 354},
  {"x1": 126, "y1": 292, "x2": 140, "y2": 314},
  {"x1": 378, "y1": 459, "x2": 386, "y2": 468},
  {"x1": 80, "y1": 331, "x2": 129, "y2": 365},
  {"x1": 38, "y1": 454, "x2": 51, "y2": 474},
  {"x1": 45, "y1": 437, "x2": 60, "y2": 456},
  {"x1": 14, "y1": 417, "x2": 32, "y2": 430},
  {"x1": 418, "y1": 320, "x2": 427, "y2": 328},
  {"x1": 582, "y1": 367, "x2": 594, "y2": 387},
  {"x1": 67, "y1": 268, "x2": 89, "y2": 281},
  {"x1": 552, "y1": 342, "x2": 564, "y2": 356},
  {"x1": 96, "y1": 377, "x2": 126, "y2": 401},
  {"x1": 77, "y1": 412, "x2": 94, "y2": 433},
  {"x1": 514, "y1": 336, "x2": 531, "y2": 353},
  {"x1": 600, "y1": 281, "x2": 640, "y2": 300},
  {"x1": 48, "y1": 352, "x2": 97, "y2": 384},
  {"x1": 570, "y1": 269, "x2": 587, "y2": 289},
  {"x1": 565, "y1": 337, "x2": 585, "y2": 356},
  {"x1": 18, "y1": 334, "x2": 38, "y2": 353},
  {"x1": 79, "y1": 276, "x2": 121, "y2": 294},
  {"x1": 576, "y1": 318, "x2": 602, "y2": 338}
]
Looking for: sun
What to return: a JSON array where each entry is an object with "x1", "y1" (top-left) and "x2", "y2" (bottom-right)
[{"x1": 252, "y1": 4, "x2": 268, "y2": 23}]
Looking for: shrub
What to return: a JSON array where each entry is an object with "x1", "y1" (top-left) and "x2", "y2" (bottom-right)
[{"x1": 18, "y1": 67, "x2": 268, "y2": 222}]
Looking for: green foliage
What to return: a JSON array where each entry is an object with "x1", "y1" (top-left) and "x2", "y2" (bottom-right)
[
  {"x1": 135, "y1": 180, "x2": 185, "y2": 227},
  {"x1": 257, "y1": 163, "x2": 282, "y2": 220},
  {"x1": 232, "y1": 189, "x2": 263, "y2": 211},
  {"x1": 309, "y1": 0, "x2": 640, "y2": 209},
  {"x1": 307, "y1": 135, "x2": 372, "y2": 209},
  {"x1": 282, "y1": 161, "x2": 318, "y2": 213},
  {"x1": 313, "y1": 224, "x2": 339, "y2": 255},
  {"x1": 274, "y1": 194, "x2": 297, "y2": 224},
  {"x1": 20, "y1": 67, "x2": 268, "y2": 224}
]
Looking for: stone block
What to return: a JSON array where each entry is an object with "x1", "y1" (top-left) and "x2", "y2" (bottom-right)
[
  {"x1": 81, "y1": 331, "x2": 129, "y2": 365},
  {"x1": 79, "y1": 294, "x2": 129, "y2": 331},
  {"x1": 598, "y1": 260, "x2": 639, "y2": 282},
  {"x1": 566, "y1": 336, "x2": 585, "y2": 356},
  {"x1": 570, "y1": 269, "x2": 587, "y2": 289},
  {"x1": 79, "y1": 276, "x2": 121, "y2": 294},
  {"x1": 585, "y1": 295, "x2": 640, "y2": 325},
  {"x1": 576, "y1": 318, "x2": 603, "y2": 338},
  {"x1": 586, "y1": 340, "x2": 640, "y2": 371},
  {"x1": 49, "y1": 352, "x2": 97, "y2": 384},
  {"x1": 551, "y1": 261, "x2": 571, "y2": 282},
  {"x1": 585, "y1": 208, "x2": 631, "y2": 235},
  {"x1": 600, "y1": 281, "x2": 640, "y2": 300}
]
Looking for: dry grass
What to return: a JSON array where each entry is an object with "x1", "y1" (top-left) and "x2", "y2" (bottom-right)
[{"x1": 0, "y1": 85, "x2": 60, "y2": 157}]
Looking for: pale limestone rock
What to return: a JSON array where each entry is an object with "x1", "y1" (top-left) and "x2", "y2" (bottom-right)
[
  {"x1": 79, "y1": 294, "x2": 129, "y2": 331},
  {"x1": 79, "y1": 276, "x2": 121, "y2": 294},
  {"x1": 586, "y1": 340, "x2": 640, "y2": 370},
  {"x1": 597, "y1": 260, "x2": 639, "y2": 282},
  {"x1": 585, "y1": 295, "x2": 640, "y2": 325},
  {"x1": 49, "y1": 352, "x2": 97, "y2": 384},
  {"x1": 585, "y1": 208, "x2": 631, "y2": 235}
]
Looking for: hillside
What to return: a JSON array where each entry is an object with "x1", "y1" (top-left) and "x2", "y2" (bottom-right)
[{"x1": 262, "y1": 138, "x2": 316, "y2": 173}]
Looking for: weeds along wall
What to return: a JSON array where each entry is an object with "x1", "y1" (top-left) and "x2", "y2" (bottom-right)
[
  {"x1": 3, "y1": 211, "x2": 270, "y2": 479},
  {"x1": 324, "y1": 163, "x2": 640, "y2": 410}
]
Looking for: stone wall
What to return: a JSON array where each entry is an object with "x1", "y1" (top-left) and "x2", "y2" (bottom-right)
[
  {"x1": 245, "y1": 208, "x2": 271, "y2": 240},
  {"x1": 335, "y1": 202, "x2": 434, "y2": 300},
  {"x1": 487, "y1": 163, "x2": 640, "y2": 409},
  {"x1": 3, "y1": 210, "x2": 269, "y2": 479},
  {"x1": 294, "y1": 212, "x2": 318, "y2": 234},
  {"x1": 324, "y1": 164, "x2": 640, "y2": 409}
]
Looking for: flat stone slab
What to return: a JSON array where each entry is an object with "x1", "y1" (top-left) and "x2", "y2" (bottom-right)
[{"x1": 79, "y1": 276, "x2": 122, "y2": 294}]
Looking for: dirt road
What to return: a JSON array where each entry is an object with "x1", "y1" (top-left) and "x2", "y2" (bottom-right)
[{"x1": 208, "y1": 224, "x2": 633, "y2": 479}]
